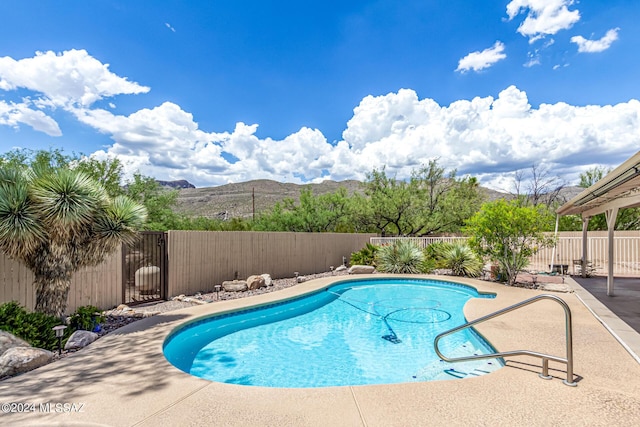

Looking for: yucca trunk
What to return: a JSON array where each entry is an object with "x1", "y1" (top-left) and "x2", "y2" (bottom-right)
[
  {"x1": 0, "y1": 166, "x2": 146, "y2": 316},
  {"x1": 34, "y1": 276, "x2": 71, "y2": 318}
]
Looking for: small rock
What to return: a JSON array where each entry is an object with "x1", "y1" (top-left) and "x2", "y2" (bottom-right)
[
  {"x1": 348, "y1": 265, "x2": 375, "y2": 274},
  {"x1": 142, "y1": 311, "x2": 161, "y2": 317},
  {"x1": 222, "y1": 280, "x2": 248, "y2": 292},
  {"x1": 64, "y1": 330, "x2": 99, "y2": 350},
  {"x1": 297, "y1": 276, "x2": 306, "y2": 283},
  {"x1": 0, "y1": 331, "x2": 30, "y2": 357},
  {"x1": 247, "y1": 275, "x2": 266, "y2": 290},
  {"x1": 0, "y1": 346, "x2": 53, "y2": 377},
  {"x1": 261, "y1": 274, "x2": 273, "y2": 286},
  {"x1": 116, "y1": 304, "x2": 129, "y2": 311},
  {"x1": 539, "y1": 283, "x2": 573, "y2": 293}
]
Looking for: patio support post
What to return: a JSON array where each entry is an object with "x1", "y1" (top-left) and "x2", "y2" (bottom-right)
[
  {"x1": 605, "y1": 207, "x2": 619, "y2": 296},
  {"x1": 581, "y1": 216, "x2": 589, "y2": 278}
]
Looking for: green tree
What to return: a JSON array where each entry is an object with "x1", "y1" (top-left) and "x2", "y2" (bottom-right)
[
  {"x1": 74, "y1": 156, "x2": 125, "y2": 198},
  {"x1": 579, "y1": 166, "x2": 610, "y2": 188},
  {"x1": 352, "y1": 167, "x2": 415, "y2": 235},
  {"x1": 0, "y1": 166, "x2": 146, "y2": 317},
  {"x1": 355, "y1": 161, "x2": 484, "y2": 236},
  {"x1": 413, "y1": 162, "x2": 484, "y2": 235},
  {"x1": 254, "y1": 187, "x2": 352, "y2": 232},
  {"x1": 464, "y1": 199, "x2": 554, "y2": 286},
  {"x1": 561, "y1": 166, "x2": 640, "y2": 231},
  {"x1": 124, "y1": 174, "x2": 181, "y2": 231}
]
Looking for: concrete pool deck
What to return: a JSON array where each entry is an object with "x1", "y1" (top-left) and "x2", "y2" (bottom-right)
[{"x1": 1, "y1": 274, "x2": 640, "y2": 426}]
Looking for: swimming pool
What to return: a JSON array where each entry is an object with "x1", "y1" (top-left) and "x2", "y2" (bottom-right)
[{"x1": 163, "y1": 278, "x2": 504, "y2": 387}]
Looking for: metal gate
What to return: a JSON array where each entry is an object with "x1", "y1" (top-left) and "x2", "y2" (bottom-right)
[{"x1": 122, "y1": 231, "x2": 168, "y2": 305}]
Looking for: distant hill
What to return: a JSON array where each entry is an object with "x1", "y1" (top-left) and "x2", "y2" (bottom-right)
[
  {"x1": 173, "y1": 179, "x2": 583, "y2": 220},
  {"x1": 156, "y1": 179, "x2": 196, "y2": 189},
  {"x1": 174, "y1": 179, "x2": 362, "y2": 219}
]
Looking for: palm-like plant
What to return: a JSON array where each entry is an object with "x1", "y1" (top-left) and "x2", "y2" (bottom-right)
[
  {"x1": 0, "y1": 167, "x2": 146, "y2": 317},
  {"x1": 375, "y1": 239, "x2": 426, "y2": 274}
]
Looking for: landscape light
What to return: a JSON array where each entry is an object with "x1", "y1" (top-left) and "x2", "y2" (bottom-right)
[{"x1": 52, "y1": 325, "x2": 67, "y2": 355}]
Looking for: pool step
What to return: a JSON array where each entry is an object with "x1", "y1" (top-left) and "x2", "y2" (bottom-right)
[
  {"x1": 412, "y1": 341, "x2": 502, "y2": 381},
  {"x1": 443, "y1": 367, "x2": 491, "y2": 379}
]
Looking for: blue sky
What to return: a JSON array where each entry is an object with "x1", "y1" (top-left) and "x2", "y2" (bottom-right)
[{"x1": 1, "y1": 0, "x2": 639, "y2": 190}]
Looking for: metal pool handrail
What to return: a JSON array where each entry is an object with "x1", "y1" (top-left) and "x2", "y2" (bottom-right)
[{"x1": 434, "y1": 294, "x2": 577, "y2": 386}]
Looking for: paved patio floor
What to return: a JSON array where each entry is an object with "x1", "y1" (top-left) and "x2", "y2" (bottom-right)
[
  {"x1": 572, "y1": 276, "x2": 640, "y2": 333},
  {"x1": 1, "y1": 275, "x2": 640, "y2": 426}
]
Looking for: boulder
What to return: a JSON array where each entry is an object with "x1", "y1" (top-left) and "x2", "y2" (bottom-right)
[
  {"x1": 222, "y1": 280, "x2": 248, "y2": 292},
  {"x1": 135, "y1": 266, "x2": 161, "y2": 295},
  {"x1": 0, "y1": 331, "x2": 30, "y2": 356},
  {"x1": 246, "y1": 275, "x2": 266, "y2": 290},
  {"x1": 335, "y1": 265, "x2": 347, "y2": 272},
  {"x1": 0, "y1": 346, "x2": 53, "y2": 377},
  {"x1": 261, "y1": 273, "x2": 273, "y2": 286},
  {"x1": 348, "y1": 265, "x2": 375, "y2": 274},
  {"x1": 64, "y1": 330, "x2": 99, "y2": 351}
]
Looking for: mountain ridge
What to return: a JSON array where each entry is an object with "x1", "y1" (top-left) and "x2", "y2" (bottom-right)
[{"x1": 171, "y1": 178, "x2": 582, "y2": 220}]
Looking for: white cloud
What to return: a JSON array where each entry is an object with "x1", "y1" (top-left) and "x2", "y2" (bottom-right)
[
  {"x1": 0, "y1": 100, "x2": 61, "y2": 136},
  {"x1": 0, "y1": 49, "x2": 149, "y2": 107},
  {"x1": 571, "y1": 28, "x2": 620, "y2": 53},
  {"x1": 524, "y1": 51, "x2": 541, "y2": 67},
  {"x1": 165, "y1": 23, "x2": 176, "y2": 32},
  {"x1": 456, "y1": 41, "x2": 507, "y2": 73},
  {"x1": 73, "y1": 102, "x2": 335, "y2": 185},
  {"x1": 506, "y1": 0, "x2": 580, "y2": 42},
  {"x1": 331, "y1": 86, "x2": 640, "y2": 189},
  {"x1": 1, "y1": 50, "x2": 639, "y2": 191}
]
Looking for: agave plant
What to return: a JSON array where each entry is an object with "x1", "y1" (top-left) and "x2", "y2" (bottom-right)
[
  {"x1": 0, "y1": 166, "x2": 146, "y2": 317},
  {"x1": 442, "y1": 242, "x2": 483, "y2": 277},
  {"x1": 375, "y1": 239, "x2": 426, "y2": 274}
]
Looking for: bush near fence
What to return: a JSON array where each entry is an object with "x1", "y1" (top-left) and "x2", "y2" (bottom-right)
[{"x1": 371, "y1": 231, "x2": 640, "y2": 276}]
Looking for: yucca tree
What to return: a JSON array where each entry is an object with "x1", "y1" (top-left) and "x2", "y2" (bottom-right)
[{"x1": 0, "y1": 166, "x2": 146, "y2": 317}]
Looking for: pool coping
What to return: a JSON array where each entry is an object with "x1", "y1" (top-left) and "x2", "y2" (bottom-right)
[{"x1": 2, "y1": 274, "x2": 640, "y2": 426}]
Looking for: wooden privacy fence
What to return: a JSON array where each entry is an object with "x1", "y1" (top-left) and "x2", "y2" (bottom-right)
[
  {"x1": 0, "y1": 249, "x2": 122, "y2": 314},
  {"x1": 0, "y1": 231, "x2": 375, "y2": 312},
  {"x1": 370, "y1": 231, "x2": 640, "y2": 276},
  {"x1": 167, "y1": 231, "x2": 375, "y2": 297}
]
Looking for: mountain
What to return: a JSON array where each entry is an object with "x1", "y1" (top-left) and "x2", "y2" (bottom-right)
[
  {"x1": 174, "y1": 179, "x2": 362, "y2": 219},
  {"x1": 156, "y1": 179, "x2": 196, "y2": 189},
  {"x1": 173, "y1": 179, "x2": 583, "y2": 220}
]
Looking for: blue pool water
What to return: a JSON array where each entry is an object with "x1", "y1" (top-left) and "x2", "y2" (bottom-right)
[{"x1": 163, "y1": 278, "x2": 504, "y2": 387}]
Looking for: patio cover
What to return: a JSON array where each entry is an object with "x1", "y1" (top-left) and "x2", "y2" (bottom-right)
[{"x1": 556, "y1": 150, "x2": 640, "y2": 295}]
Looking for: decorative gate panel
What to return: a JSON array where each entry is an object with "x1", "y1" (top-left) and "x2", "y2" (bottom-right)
[{"x1": 122, "y1": 231, "x2": 168, "y2": 305}]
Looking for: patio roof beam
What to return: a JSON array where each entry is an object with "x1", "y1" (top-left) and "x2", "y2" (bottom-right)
[{"x1": 581, "y1": 192, "x2": 640, "y2": 218}]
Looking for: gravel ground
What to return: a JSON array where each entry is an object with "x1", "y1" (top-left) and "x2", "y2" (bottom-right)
[{"x1": 102, "y1": 270, "x2": 351, "y2": 330}]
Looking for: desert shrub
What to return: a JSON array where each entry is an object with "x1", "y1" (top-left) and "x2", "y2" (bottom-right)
[
  {"x1": 350, "y1": 243, "x2": 379, "y2": 266},
  {"x1": 0, "y1": 301, "x2": 68, "y2": 351},
  {"x1": 375, "y1": 239, "x2": 426, "y2": 274},
  {"x1": 69, "y1": 305, "x2": 105, "y2": 332},
  {"x1": 441, "y1": 243, "x2": 483, "y2": 277},
  {"x1": 424, "y1": 241, "x2": 454, "y2": 269}
]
